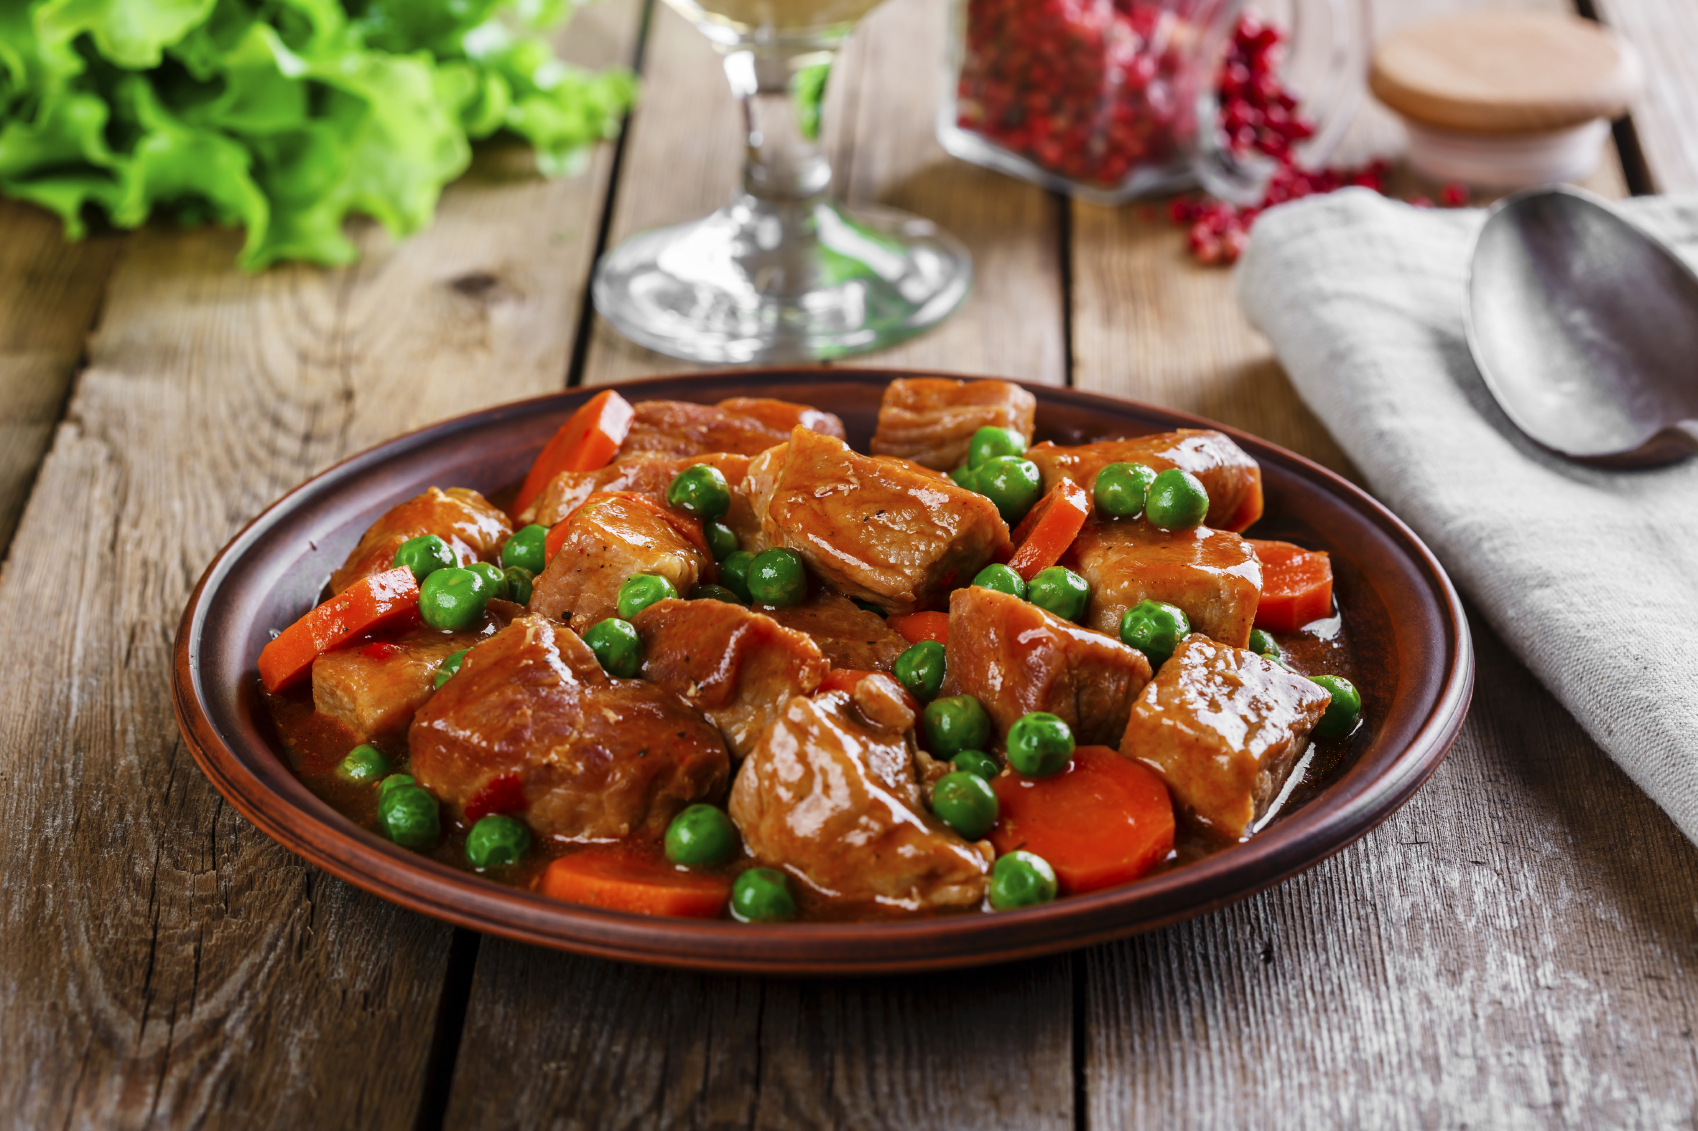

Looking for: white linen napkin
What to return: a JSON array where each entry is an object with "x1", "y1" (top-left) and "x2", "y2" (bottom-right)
[{"x1": 1236, "y1": 188, "x2": 1698, "y2": 845}]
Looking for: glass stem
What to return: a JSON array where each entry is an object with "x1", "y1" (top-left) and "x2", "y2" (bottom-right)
[{"x1": 722, "y1": 49, "x2": 834, "y2": 203}]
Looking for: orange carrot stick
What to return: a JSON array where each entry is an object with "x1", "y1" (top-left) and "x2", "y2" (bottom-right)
[
  {"x1": 990, "y1": 745, "x2": 1174, "y2": 894},
  {"x1": 1247, "y1": 539, "x2": 1334, "y2": 633},
  {"x1": 538, "y1": 848, "x2": 731, "y2": 918},
  {"x1": 512, "y1": 390, "x2": 636, "y2": 518},
  {"x1": 257, "y1": 567, "x2": 419, "y2": 692},
  {"x1": 887, "y1": 610, "x2": 950, "y2": 646},
  {"x1": 1007, "y1": 479, "x2": 1090, "y2": 581}
]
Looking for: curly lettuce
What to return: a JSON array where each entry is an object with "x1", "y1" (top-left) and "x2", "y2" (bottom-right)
[{"x1": 0, "y1": 0, "x2": 635, "y2": 268}]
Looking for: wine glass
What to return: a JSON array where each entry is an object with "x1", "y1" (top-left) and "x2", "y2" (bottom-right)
[{"x1": 592, "y1": 0, "x2": 973, "y2": 363}]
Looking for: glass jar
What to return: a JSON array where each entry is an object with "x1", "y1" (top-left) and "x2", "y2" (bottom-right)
[{"x1": 938, "y1": 0, "x2": 1368, "y2": 204}]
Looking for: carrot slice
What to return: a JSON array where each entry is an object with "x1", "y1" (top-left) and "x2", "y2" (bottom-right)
[
  {"x1": 1247, "y1": 539, "x2": 1334, "y2": 633},
  {"x1": 512, "y1": 390, "x2": 636, "y2": 518},
  {"x1": 257, "y1": 567, "x2": 420, "y2": 693},
  {"x1": 887, "y1": 610, "x2": 950, "y2": 646},
  {"x1": 1006, "y1": 479, "x2": 1090, "y2": 581},
  {"x1": 538, "y1": 848, "x2": 731, "y2": 918},
  {"x1": 818, "y1": 669, "x2": 919, "y2": 712},
  {"x1": 990, "y1": 745, "x2": 1175, "y2": 895},
  {"x1": 542, "y1": 491, "x2": 708, "y2": 567}
]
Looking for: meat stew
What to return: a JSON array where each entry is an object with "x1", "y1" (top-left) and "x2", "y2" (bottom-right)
[{"x1": 260, "y1": 380, "x2": 1367, "y2": 923}]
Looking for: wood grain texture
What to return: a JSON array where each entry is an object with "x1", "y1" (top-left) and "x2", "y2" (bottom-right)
[
  {"x1": 0, "y1": 199, "x2": 123, "y2": 557},
  {"x1": 1590, "y1": 0, "x2": 1698, "y2": 192},
  {"x1": 1083, "y1": 618, "x2": 1698, "y2": 1129},
  {"x1": 0, "y1": 4, "x2": 641, "y2": 1126},
  {"x1": 445, "y1": 944, "x2": 1074, "y2": 1131},
  {"x1": 582, "y1": 0, "x2": 1065, "y2": 384}
]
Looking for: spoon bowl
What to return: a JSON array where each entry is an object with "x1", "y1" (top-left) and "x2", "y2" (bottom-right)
[{"x1": 1466, "y1": 185, "x2": 1698, "y2": 467}]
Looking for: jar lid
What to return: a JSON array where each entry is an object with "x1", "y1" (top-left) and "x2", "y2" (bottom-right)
[{"x1": 1370, "y1": 12, "x2": 1642, "y2": 134}]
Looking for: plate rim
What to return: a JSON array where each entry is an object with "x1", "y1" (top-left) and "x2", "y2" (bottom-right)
[{"x1": 173, "y1": 366, "x2": 1475, "y2": 975}]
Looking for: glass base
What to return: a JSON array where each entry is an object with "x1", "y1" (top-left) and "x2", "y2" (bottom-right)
[{"x1": 592, "y1": 195, "x2": 973, "y2": 364}]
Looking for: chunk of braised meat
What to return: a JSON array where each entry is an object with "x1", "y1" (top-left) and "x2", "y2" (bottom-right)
[
  {"x1": 1119, "y1": 634, "x2": 1329, "y2": 841},
  {"x1": 869, "y1": 377, "x2": 1037, "y2": 470},
  {"x1": 312, "y1": 610, "x2": 512, "y2": 738},
  {"x1": 517, "y1": 453, "x2": 760, "y2": 550},
  {"x1": 329, "y1": 487, "x2": 511, "y2": 595},
  {"x1": 729, "y1": 686, "x2": 990, "y2": 911},
  {"x1": 615, "y1": 400, "x2": 793, "y2": 460},
  {"x1": 632, "y1": 598, "x2": 828, "y2": 759},
  {"x1": 762, "y1": 592, "x2": 909, "y2": 672},
  {"x1": 745, "y1": 428, "x2": 1010, "y2": 614},
  {"x1": 1026, "y1": 429, "x2": 1263, "y2": 532},
  {"x1": 410, "y1": 615, "x2": 729, "y2": 839},
  {"x1": 1069, "y1": 518, "x2": 1262, "y2": 649},
  {"x1": 943, "y1": 586, "x2": 1152, "y2": 748},
  {"x1": 715, "y1": 397, "x2": 846, "y2": 441},
  {"x1": 527, "y1": 492, "x2": 709, "y2": 634}
]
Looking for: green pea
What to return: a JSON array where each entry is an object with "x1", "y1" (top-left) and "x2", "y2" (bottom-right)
[
  {"x1": 975, "y1": 455, "x2": 1043, "y2": 525},
  {"x1": 989, "y1": 850, "x2": 1058, "y2": 910},
  {"x1": 1006, "y1": 711, "x2": 1074, "y2": 778},
  {"x1": 392, "y1": 534, "x2": 454, "y2": 582},
  {"x1": 952, "y1": 749, "x2": 1000, "y2": 781},
  {"x1": 336, "y1": 743, "x2": 389, "y2": 784},
  {"x1": 894, "y1": 640, "x2": 946, "y2": 704},
  {"x1": 1027, "y1": 566, "x2": 1090, "y2": 622},
  {"x1": 503, "y1": 566, "x2": 534, "y2": 606},
  {"x1": 968, "y1": 425, "x2": 1026, "y2": 469},
  {"x1": 1093, "y1": 461, "x2": 1157, "y2": 519},
  {"x1": 419, "y1": 566, "x2": 490, "y2": 632},
  {"x1": 720, "y1": 550, "x2": 756, "y2": 603},
  {"x1": 468, "y1": 560, "x2": 508, "y2": 600},
  {"x1": 931, "y1": 771, "x2": 999, "y2": 840},
  {"x1": 1309, "y1": 674, "x2": 1362, "y2": 738},
  {"x1": 949, "y1": 464, "x2": 979, "y2": 490},
  {"x1": 501, "y1": 524, "x2": 549, "y2": 574},
  {"x1": 971, "y1": 563, "x2": 1027, "y2": 600},
  {"x1": 584, "y1": 617, "x2": 643, "y2": 678},
  {"x1": 1247, "y1": 628, "x2": 1281, "y2": 660},
  {"x1": 665, "y1": 804, "x2": 740, "y2": 866},
  {"x1": 691, "y1": 584, "x2": 743, "y2": 604},
  {"x1": 378, "y1": 784, "x2": 440, "y2": 850},
  {"x1": 617, "y1": 573, "x2": 677, "y2": 620},
  {"x1": 731, "y1": 867, "x2": 797, "y2": 923},
  {"x1": 922, "y1": 695, "x2": 992, "y2": 758},
  {"x1": 433, "y1": 649, "x2": 468, "y2": 690},
  {"x1": 379, "y1": 773, "x2": 415, "y2": 796},
  {"x1": 705, "y1": 520, "x2": 739, "y2": 561},
  {"x1": 465, "y1": 814, "x2": 531, "y2": 870},
  {"x1": 1145, "y1": 467, "x2": 1210, "y2": 531},
  {"x1": 1119, "y1": 600, "x2": 1190, "y2": 668},
  {"x1": 747, "y1": 548, "x2": 807, "y2": 607},
  {"x1": 667, "y1": 464, "x2": 732, "y2": 522}
]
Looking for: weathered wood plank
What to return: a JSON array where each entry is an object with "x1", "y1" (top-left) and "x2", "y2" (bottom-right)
[
  {"x1": 1589, "y1": 0, "x2": 1698, "y2": 193},
  {"x1": 0, "y1": 3, "x2": 641, "y2": 1126},
  {"x1": 1083, "y1": 618, "x2": 1698, "y2": 1129},
  {"x1": 445, "y1": 944, "x2": 1075, "y2": 1131},
  {"x1": 582, "y1": 0, "x2": 1066, "y2": 384},
  {"x1": 0, "y1": 200, "x2": 123, "y2": 557}
]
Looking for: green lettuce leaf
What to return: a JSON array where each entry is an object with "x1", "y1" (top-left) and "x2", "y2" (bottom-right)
[{"x1": 0, "y1": 0, "x2": 636, "y2": 268}]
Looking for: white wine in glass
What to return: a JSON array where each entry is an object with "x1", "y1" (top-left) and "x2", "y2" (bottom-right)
[{"x1": 591, "y1": 0, "x2": 973, "y2": 363}]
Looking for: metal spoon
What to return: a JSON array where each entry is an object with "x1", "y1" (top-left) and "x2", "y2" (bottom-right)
[{"x1": 1466, "y1": 185, "x2": 1698, "y2": 467}]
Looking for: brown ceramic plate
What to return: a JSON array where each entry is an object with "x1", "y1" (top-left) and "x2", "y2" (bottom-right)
[{"x1": 174, "y1": 369, "x2": 1473, "y2": 975}]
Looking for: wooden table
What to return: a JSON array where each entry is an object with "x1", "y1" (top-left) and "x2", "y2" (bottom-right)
[{"x1": 3, "y1": 0, "x2": 1696, "y2": 1126}]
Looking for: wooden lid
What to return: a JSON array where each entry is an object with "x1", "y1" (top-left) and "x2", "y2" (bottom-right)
[{"x1": 1370, "y1": 12, "x2": 1641, "y2": 134}]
